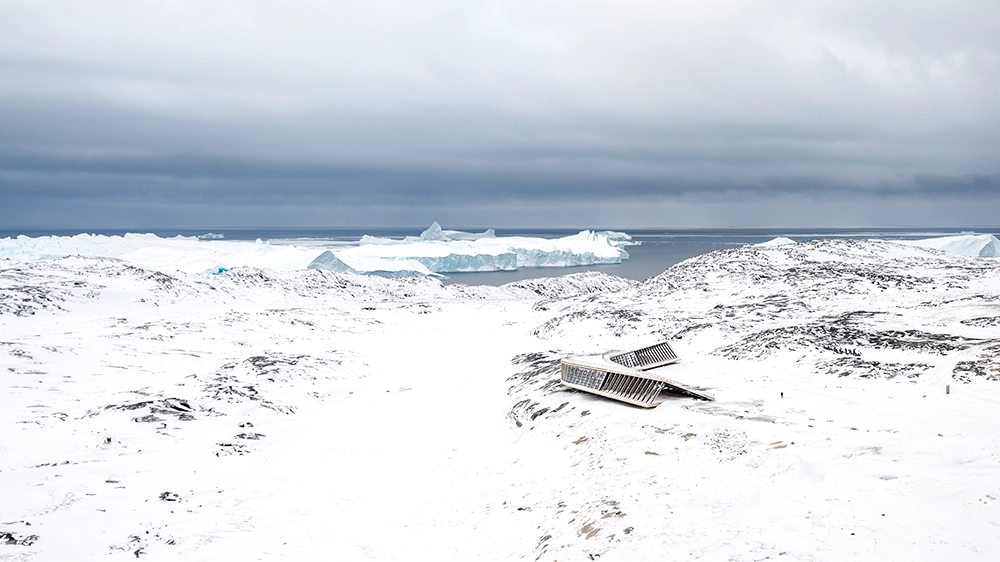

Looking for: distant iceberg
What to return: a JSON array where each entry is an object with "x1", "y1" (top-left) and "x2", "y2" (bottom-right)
[
  {"x1": 358, "y1": 222, "x2": 497, "y2": 246},
  {"x1": 899, "y1": 234, "x2": 999, "y2": 258},
  {"x1": 307, "y1": 250, "x2": 358, "y2": 273},
  {"x1": 417, "y1": 222, "x2": 496, "y2": 242},
  {"x1": 756, "y1": 237, "x2": 796, "y2": 247},
  {"x1": 307, "y1": 250, "x2": 442, "y2": 278}
]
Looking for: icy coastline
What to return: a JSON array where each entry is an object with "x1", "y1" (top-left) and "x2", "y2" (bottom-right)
[
  {"x1": 2, "y1": 238, "x2": 1000, "y2": 560},
  {"x1": 4, "y1": 229, "x2": 997, "y2": 282}
]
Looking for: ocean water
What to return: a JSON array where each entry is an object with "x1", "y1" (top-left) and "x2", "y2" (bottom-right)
[
  {"x1": 443, "y1": 228, "x2": 996, "y2": 285},
  {"x1": 1, "y1": 226, "x2": 993, "y2": 286}
]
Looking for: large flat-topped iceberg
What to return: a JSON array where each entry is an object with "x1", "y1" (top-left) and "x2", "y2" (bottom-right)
[
  {"x1": 898, "y1": 234, "x2": 998, "y2": 258},
  {"x1": 311, "y1": 223, "x2": 634, "y2": 274}
]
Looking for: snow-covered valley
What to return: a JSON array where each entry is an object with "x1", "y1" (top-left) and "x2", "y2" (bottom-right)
[{"x1": 3, "y1": 239, "x2": 1000, "y2": 561}]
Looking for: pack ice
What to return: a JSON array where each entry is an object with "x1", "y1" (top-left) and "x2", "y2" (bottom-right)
[{"x1": 2, "y1": 236, "x2": 1000, "y2": 561}]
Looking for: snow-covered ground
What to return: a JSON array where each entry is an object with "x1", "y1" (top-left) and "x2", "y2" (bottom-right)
[{"x1": 2, "y1": 238, "x2": 1000, "y2": 561}]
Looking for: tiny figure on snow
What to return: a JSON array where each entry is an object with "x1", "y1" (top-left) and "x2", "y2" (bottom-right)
[{"x1": 781, "y1": 392, "x2": 784, "y2": 398}]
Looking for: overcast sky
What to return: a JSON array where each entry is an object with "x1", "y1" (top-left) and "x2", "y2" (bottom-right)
[{"x1": 2, "y1": 1, "x2": 998, "y2": 229}]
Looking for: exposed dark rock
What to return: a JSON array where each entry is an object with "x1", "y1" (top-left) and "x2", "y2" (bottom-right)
[
  {"x1": 819, "y1": 357, "x2": 932, "y2": 379},
  {"x1": 507, "y1": 351, "x2": 576, "y2": 427},
  {"x1": 1, "y1": 531, "x2": 39, "y2": 546}
]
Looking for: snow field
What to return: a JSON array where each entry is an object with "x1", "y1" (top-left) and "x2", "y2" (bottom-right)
[{"x1": 2, "y1": 238, "x2": 1000, "y2": 561}]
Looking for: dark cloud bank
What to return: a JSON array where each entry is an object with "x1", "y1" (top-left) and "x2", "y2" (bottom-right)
[{"x1": 1, "y1": 1, "x2": 998, "y2": 228}]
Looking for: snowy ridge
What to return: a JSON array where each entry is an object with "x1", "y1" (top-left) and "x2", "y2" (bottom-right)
[
  {"x1": 534, "y1": 239, "x2": 1000, "y2": 378},
  {"x1": 3, "y1": 240, "x2": 1000, "y2": 560},
  {"x1": 503, "y1": 270, "x2": 636, "y2": 300}
]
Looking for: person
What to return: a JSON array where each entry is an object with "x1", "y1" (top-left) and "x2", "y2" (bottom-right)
[{"x1": 781, "y1": 392, "x2": 784, "y2": 398}]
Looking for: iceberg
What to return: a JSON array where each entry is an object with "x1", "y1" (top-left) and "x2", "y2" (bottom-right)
[
  {"x1": 359, "y1": 222, "x2": 496, "y2": 246},
  {"x1": 440, "y1": 227, "x2": 496, "y2": 241},
  {"x1": 307, "y1": 250, "x2": 441, "y2": 278},
  {"x1": 307, "y1": 250, "x2": 358, "y2": 273},
  {"x1": 899, "y1": 234, "x2": 999, "y2": 258},
  {"x1": 756, "y1": 237, "x2": 796, "y2": 247},
  {"x1": 420, "y1": 222, "x2": 496, "y2": 241},
  {"x1": 334, "y1": 224, "x2": 634, "y2": 274}
]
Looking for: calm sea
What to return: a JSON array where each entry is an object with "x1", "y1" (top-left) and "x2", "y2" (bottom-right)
[{"x1": 1, "y1": 227, "x2": 994, "y2": 286}]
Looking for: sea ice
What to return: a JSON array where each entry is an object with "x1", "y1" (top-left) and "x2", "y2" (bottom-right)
[
  {"x1": 0, "y1": 233, "x2": 322, "y2": 273},
  {"x1": 0, "y1": 224, "x2": 635, "y2": 276}
]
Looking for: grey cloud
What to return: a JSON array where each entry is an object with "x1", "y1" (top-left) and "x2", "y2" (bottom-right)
[{"x1": 1, "y1": 1, "x2": 999, "y2": 227}]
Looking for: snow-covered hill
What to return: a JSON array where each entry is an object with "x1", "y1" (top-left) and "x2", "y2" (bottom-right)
[{"x1": 2, "y1": 239, "x2": 999, "y2": 561}]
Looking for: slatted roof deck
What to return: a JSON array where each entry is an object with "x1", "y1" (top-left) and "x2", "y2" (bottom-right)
[{"x1": 560, "y1": 341, "x2": 713, "y2": 407}]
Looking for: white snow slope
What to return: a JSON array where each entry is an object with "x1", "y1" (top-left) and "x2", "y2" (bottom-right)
[{"x1": 2, "y1": 238, "x2": 1000, "y2": 561}]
